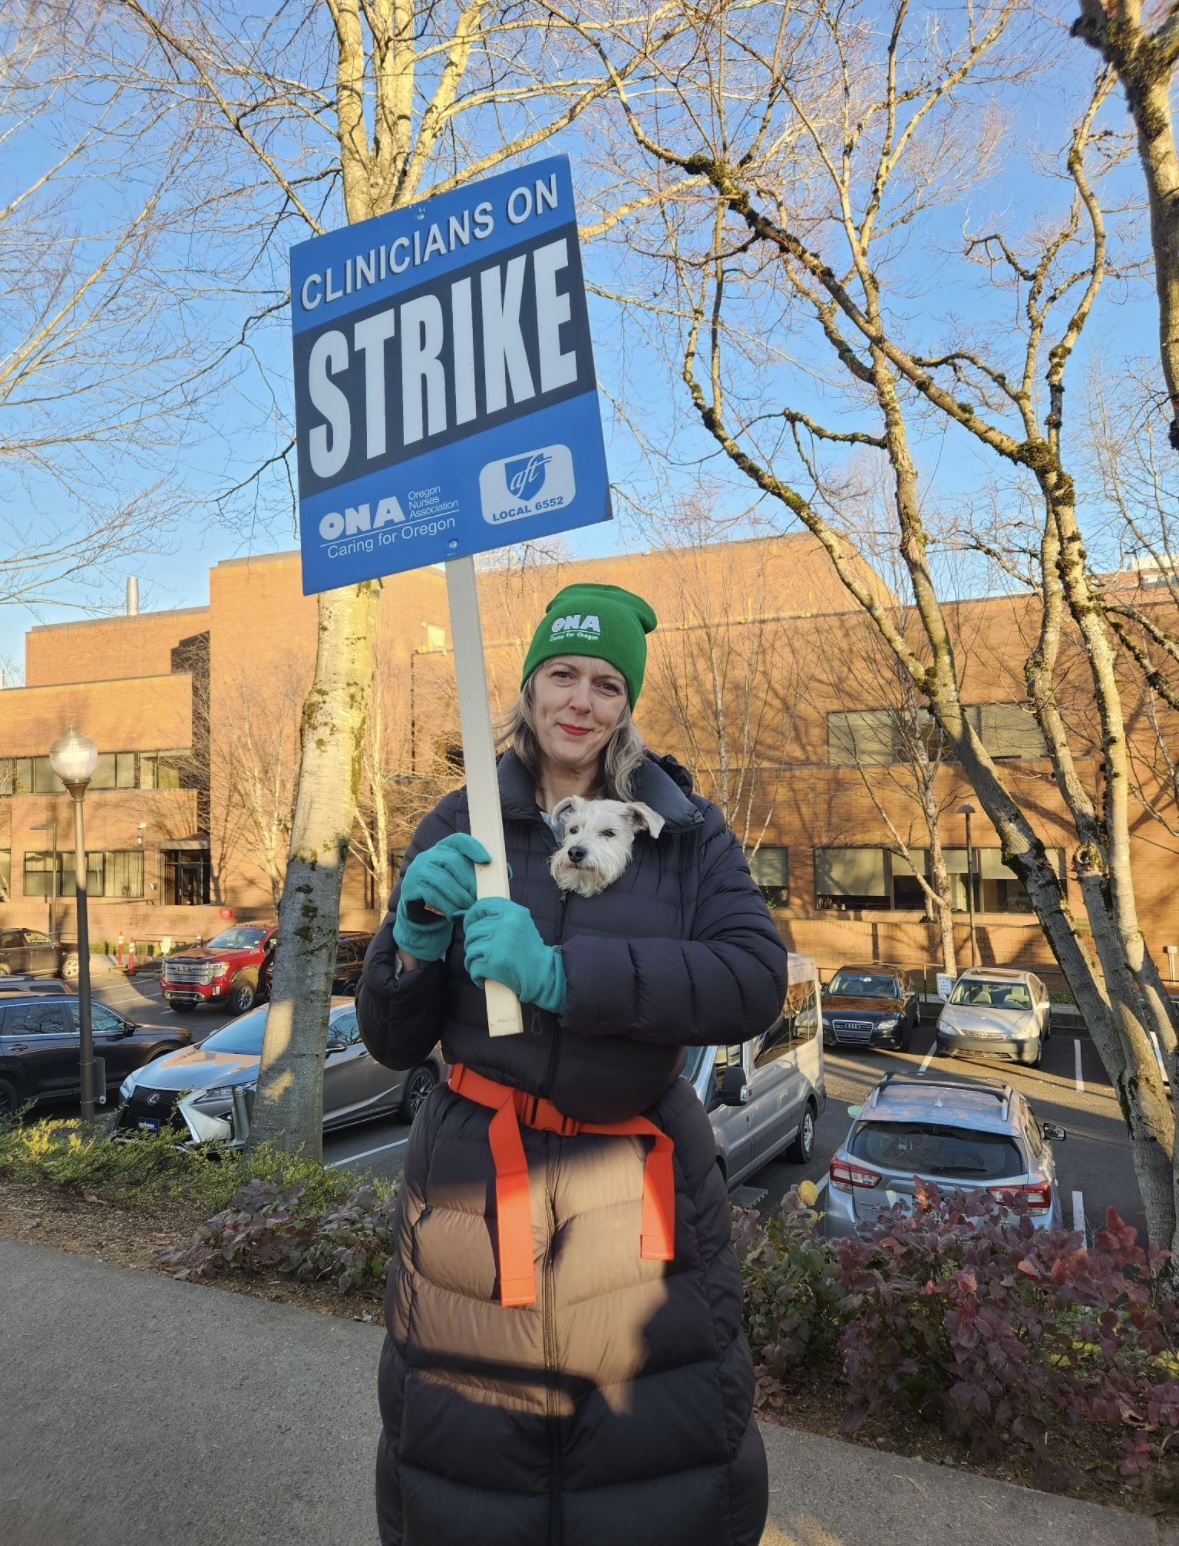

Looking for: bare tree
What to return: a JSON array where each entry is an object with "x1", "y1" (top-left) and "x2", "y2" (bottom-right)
[
  {"x1": 211, "y1": 657, "x2": 306, "y2": 910},
  {"x1": 1073, "y1": 1, "x2": 1179, "y2": 447},
  {"x1": 606, "y1": 0, "x2": 1179, "y2": 1243},
  {"x1": 0, "y1": 5, "x2": 228, "y2": 612},
  {"x1": 116, "y1": 0, "x2": 692, "y2": 1155},
  {"x1": 641, "y1": 505, "x2": 814, "y2": 856}
]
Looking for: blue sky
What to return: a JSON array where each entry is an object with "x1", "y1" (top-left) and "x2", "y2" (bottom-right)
[{"x1": 0, "y1": 4, "x2": 1168, "y2": 675}]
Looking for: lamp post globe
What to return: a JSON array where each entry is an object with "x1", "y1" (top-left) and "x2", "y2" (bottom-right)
[
  {"x1": 49, "y1": 726, "x2": 98, "y2": 791},
  {"x1": 50, "y1": 727, "x2": 98, "y2": 1119}
]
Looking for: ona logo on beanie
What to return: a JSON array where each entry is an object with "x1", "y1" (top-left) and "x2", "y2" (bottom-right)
[{"x1": 551, "y1": 613, "x2": 600, "y2": 640}]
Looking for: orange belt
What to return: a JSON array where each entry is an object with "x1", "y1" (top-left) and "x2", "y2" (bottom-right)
[{"x1": 448, "y1": 1062, "x2": 676, "y2": 1308}]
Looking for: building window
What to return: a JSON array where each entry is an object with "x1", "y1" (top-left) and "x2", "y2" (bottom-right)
[
  {"x1": 977, "y1": 705, "x2": 1046, "y2": 759},
  {"x1": 0, "y1": 850, "x2": 9, "y2": 900},
  {"x1": 828, "y1": 708, "x2": 951, "y2": 766},
  {"x1": 140, "y1": 751, "x2": 188, "y2": 789},
  {"x1": 745, "y1": 845, "x2": 788, "y2": 908},
  {"x1": 24, "y1": 850, "x2": 144, "y2": 899},
  {"x1": 943, "y1": 847, "x2": 1063, "y2": 914},
  {"x1": 162, "y1": 850, "x2": 210, "y2": 905},
  {"x1": 889, "y1": 849, "x2": 930, "y2": 909},
  {"x1": 14, "y1": 757, "x2": 62, "y2": 794},
  {"x1": 814, "y1": 847, "x2": 889, "y2": 910},
  {"x1": 828, "y1": 711, "x2": 896, "y2": 766},
  {"x1": 89, "y1": 752, "x2": 138, "y2": 790}
]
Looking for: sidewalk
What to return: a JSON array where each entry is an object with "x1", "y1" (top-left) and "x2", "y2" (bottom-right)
[{"x1": 1, "y1": 1237, "x2": 1171, "y2": 1546}]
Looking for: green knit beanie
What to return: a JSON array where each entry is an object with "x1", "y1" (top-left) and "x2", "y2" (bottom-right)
[{"x1": 521, "y1": 583, "x2": 658, "y2": 707}]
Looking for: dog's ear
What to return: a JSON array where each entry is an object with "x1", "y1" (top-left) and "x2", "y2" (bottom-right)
[
  {"x1": 550, "y1": 796, "x2": 580, "y2": 830},
  {"x1": 626, "y1": 801, "x2": 665, "y2": 840}
]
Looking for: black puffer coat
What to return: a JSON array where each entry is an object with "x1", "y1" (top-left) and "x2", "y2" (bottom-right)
[{"x1": 358, "y1": 750, "x2": 788, "y2": 1546}]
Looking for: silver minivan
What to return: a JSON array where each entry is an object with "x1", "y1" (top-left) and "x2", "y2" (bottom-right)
[{"x1": 685, "y1": 953, "x2": 826, "y2": 1189}]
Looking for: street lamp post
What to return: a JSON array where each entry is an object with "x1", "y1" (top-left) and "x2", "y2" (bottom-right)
[
  {"x1": 958, "y1": 801, "x2": 978, "y2": 970},
  {"x1": 29, "y1": 819, "x2": 58, "y2": 941},
  {"x1": 49, "y1": 728, "x2": 98, "y2": 1121}
]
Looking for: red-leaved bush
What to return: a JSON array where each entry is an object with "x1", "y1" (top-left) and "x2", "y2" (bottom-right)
[
  {"x1": 833, "y1": 1182, "x2": 1179, "y2": 1483},
  {"x1": 157, "y1": 1175, "x2": 400, "y2": 1294}
]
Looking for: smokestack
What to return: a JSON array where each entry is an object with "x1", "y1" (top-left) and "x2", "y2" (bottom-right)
[{"x1": 126, "y1": 576, "x2": 139, "y2": 616}]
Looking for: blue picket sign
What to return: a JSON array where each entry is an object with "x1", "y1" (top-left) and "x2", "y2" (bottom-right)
[{"x1": 290, "y1": 155, "x2": 612, "y2": 595}]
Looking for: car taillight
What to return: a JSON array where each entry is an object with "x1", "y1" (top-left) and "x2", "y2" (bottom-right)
[
  {"x1": 830, "y1": 1157, "x2": 882, "y2": 1192},
  {"x1": 989, "y1": 1181, "x2": 1052, "y2": 1215}
]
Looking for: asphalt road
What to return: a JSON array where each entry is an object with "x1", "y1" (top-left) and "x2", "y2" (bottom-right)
[{"x1": 91, "y1": 972, "x2": 1144, "y2": 1242}]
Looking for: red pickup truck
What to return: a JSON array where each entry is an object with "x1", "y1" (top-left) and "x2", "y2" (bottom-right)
[{"x1": 161, "y1": 924, "x2": 277, "y2": 1014}]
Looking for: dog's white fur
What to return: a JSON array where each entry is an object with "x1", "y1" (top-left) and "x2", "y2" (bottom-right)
[{"x1": 548, "y1": 794, "x2": 665, "y2": 898}]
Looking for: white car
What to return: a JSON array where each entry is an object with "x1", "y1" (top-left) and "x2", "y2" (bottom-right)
[
  {"x1": 116, "y1": 998, "x2": 443, "y2": 1143},
  {"x1": 935, "y1": 967, "x2": 1051, "y2": 1068}
]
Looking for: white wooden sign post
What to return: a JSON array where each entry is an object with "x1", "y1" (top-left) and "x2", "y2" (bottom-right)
[
  {"x1": 290, "y1": 156, "x2": 612, "y2": 1038},
  {"x1": 446, "y1": 555, "x2": 522, "y2": 1036}
]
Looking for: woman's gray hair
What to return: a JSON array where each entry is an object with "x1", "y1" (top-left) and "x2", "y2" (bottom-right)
[{"x1": 498, "y1": 671, "x2": 647, "y2": 800}]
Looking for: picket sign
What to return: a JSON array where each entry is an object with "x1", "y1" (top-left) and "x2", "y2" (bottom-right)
[
  {"x1": 445, "y1": 555, "x2": 522, "y2": 1036},
  {"x1": 290, "y1": 155, "x2": 612, "y2": 1037}
]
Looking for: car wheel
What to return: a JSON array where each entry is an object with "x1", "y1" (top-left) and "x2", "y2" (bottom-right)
[
  {"x1": 0, "y1": 1077, "x2": 20, "y2": 1117},
  {"x1": 1029, "y1": 1037, "x2": 1043, "y2": 1068},
  {"x1": 400, "y1": 1063, "x2": 437, "y2": 1123},
  {"x1": 786, "y1": 1102, "x2": 816, "y2": 1164},
  {"x1": 62, "y1": 954, "x2": 79, "y2": 979},
  {"x1": 227, "y1": 976, "x2": 256, "y2": 1015}
]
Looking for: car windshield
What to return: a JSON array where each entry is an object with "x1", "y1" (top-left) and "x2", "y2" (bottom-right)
[
  {"x1": 199, "y1": 1007, "x2": 268, "y2": 1056},
  {"x1": 828, "y1": 971, "x2": 897, "y2": 999},
  {"x1": 850, "y1": 1120, "x2": 1023, "y2": 1179},
  {"x1": 949, "y1": 980, "x2": 1031, "y2": 1011},
  {"x1": 204, "y1": 927, "x2": 269, "y2": 951}
]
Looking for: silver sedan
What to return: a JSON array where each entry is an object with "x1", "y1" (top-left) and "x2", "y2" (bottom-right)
[
  {"x1": 116, "y1": 998, "x2": 443, "y2": 1144},
  {"x1": 935, "y1": 967, "x2": 1052, "y2": 1067}
]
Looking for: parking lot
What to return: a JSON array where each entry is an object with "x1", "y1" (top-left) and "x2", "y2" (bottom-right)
[{"x1": 88, "y1": 971, "x2": 1144, "y2": 1242}]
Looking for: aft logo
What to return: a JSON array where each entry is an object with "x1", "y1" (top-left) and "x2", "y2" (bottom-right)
[{"x1": 480, "y1": 443, "x2": 575, "y2": 525}]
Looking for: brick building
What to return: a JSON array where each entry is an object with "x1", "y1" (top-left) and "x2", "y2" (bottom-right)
[{"x1": 1, "y1": 535, "x2": 1175, "y2": 983}]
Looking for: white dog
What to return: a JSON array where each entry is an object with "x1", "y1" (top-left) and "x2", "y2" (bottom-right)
[{"x1": 548, "y1": 795, "x2": 666, "y2": 898}]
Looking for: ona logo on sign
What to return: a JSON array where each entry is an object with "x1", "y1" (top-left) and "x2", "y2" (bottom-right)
[{"x1": 479, "y1": 443, "x2": 574, "y2": 525}]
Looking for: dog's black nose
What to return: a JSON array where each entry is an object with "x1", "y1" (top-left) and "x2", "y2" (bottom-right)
[{"x1": 567, "y1": 845, "x2": 587, "y2": 863}]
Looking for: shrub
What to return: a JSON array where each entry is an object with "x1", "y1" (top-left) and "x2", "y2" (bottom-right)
[
  {"x1": 0, "y1": 1116, "x2": 360, "y2": 1216},
  {"x1": 833, "y1": 1181, "x2": 1179, "y2": 1483},
  {"x1": 157, "y1": 1174, "x2": 400, "y2": 1294},
  {"x1": 732, "y1": 1184, "x2": 843, "y2": 1408}
]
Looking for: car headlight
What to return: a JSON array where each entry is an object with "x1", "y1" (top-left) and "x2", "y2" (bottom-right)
[
  {"x1": 190, "y1": 1081, "x2": 253, "y2": 1108},
  {"x1": 875, "y1": 1016, "x2": 899, "y2": 1032},
  {"x1": 939, "y1": 1018, "x2": 960, "y2": 1034},
  {"x1": 212, "y1": 963, "x2": 229, "y2": 977},
  {"x1": 119, "y1": 1074, "x2": 136, "y2": 1100}
]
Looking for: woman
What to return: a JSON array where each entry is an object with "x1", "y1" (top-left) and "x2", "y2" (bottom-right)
[{"x1": 358, "y1": 581, "x2": 787, "y2": 1546}]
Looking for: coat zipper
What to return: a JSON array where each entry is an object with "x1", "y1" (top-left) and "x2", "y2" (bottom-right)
[
  {"x1": 544, "y1": 1173, "x2": 562, "y2": 1544},
  {"x1": 538, "y1": 891, "x2": 571, "y2": 1098}
]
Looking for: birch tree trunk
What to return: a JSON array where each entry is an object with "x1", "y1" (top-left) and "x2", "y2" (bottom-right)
[
  {"x1": 250, "y1": 580, "x2": 381, "y2": 1156},
  {"x1": 1074, "y1": 1, "x2": 1179, "y2": 447}
]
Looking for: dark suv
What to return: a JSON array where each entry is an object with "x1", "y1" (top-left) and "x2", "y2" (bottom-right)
[
  {"x1": 0, "y1": 928, "x2": 63, "y2": 979},
  {"x1": 0, "y1": 994, "x2": 192, "y2": 1117}
]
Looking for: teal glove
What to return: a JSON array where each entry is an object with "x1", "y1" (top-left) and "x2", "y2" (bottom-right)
[
  {"x1": 463, "y1": 897, "x2": 567, "y2": 1014},
  {"x1": 394, "y1": 833, "x2": 490, "y2": 962}
]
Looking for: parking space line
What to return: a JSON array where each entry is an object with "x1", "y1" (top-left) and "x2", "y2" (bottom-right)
[
  {"x1": 328, "y1": 1136, "x2": 409, "y2": 1168},
  {"x1": 1074, "y1": 1038, "x2": 1084, "y2": 1094},
  {"x1": 1071, "y1": 1189, "x2": 1085, "y2": 1234},
  {"x1": 917, "y1": 1043, "x2": 936, "y2": 1075}
]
